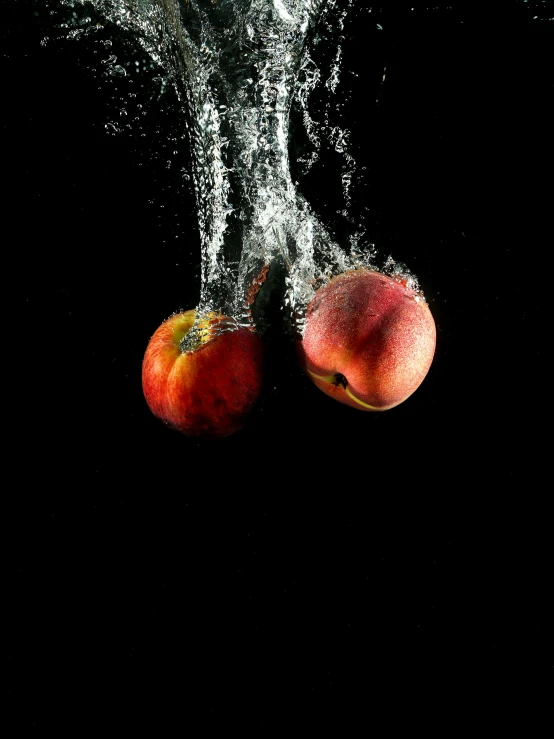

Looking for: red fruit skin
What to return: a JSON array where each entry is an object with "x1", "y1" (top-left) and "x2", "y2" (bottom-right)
[
  {"x1": 297, "y1": 270, "x2": 436, "y2": 411},
  {"x1": 142, "y1": 310, "x2": 264, "y2": 439}
]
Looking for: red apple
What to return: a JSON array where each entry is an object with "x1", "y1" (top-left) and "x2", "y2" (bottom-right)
[
  {"x1": 142, "y1": 309, "x2": 264, "y2": 439},
  {"x1": 296, "y1": 269, "x2": 436, "y2": 411}
]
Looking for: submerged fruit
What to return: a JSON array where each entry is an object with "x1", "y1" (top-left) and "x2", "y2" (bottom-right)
[
  {"x1": 297, "y1": 269, "x2": 436, "y2": 410},
  {"x1": 142, "y1": 309, "x2": 264, "y2": 438}
]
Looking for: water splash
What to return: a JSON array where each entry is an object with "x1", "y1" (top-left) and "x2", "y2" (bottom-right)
[{"x1": 46, "y1": 0, "x2": 421, "y2": 335}]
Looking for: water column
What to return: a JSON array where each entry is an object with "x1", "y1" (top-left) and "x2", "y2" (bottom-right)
[{"x1": 173, "y1": 0, "x2": 348, "y2": 332}]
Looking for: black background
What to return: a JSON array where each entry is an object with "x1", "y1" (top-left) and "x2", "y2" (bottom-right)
[{"x1": 5, "y1": 0, "x2": 553, "y2": 730}]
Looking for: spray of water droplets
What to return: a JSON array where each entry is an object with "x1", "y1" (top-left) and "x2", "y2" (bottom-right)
[{"x1": 45, "y1": 0, "x2": 423, "y2": 337}]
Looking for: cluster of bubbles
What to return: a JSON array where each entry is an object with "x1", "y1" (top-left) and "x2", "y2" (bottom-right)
[{"x1": 43, "y1": 0, "x2": 423, "y2": 336}]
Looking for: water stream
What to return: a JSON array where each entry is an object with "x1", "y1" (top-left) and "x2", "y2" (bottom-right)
[{"x1": 45, "y1": 0, "x2": 423, "y2": 337}]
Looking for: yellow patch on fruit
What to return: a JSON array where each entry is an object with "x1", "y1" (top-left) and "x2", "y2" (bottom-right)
[
  {"x1": 307, "y1": 369, "x2": 382, "y2": 411},
  {"x1": 178, "y1": 310, "x2": 228, "y2": 353}
]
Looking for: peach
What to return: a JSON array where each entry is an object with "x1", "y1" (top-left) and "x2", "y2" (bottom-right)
[
  {"x1": 142, "y1": 309, "x2": 264, "y2": 438},
  {"x1": 296, "y1": 269, "x2": 436, "y2": 410}
]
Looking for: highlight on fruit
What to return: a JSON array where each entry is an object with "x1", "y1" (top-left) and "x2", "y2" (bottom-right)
[{"x1": 296, "y1": 268, "x2": 436, "y2": 411}]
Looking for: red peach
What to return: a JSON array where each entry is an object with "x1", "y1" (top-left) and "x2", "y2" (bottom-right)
[
  {"x1": 296, "y1": 269, "x2": 436, "y2": 411},
  {"x1": 142, "y1": 310, "x2": 264, "y2": 438}
]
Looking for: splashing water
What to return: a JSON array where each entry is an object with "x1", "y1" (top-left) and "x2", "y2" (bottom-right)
[{"x1": 47, "y1": 0, "x2": 422, "y2": 336}]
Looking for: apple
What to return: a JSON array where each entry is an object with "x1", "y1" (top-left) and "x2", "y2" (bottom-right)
[
  {"x1": 142, "y1": 309, "x2": 264, "y2": 439},
  {"x1": 296, "y1": 269, "x2": 436, "y2": 411}
]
